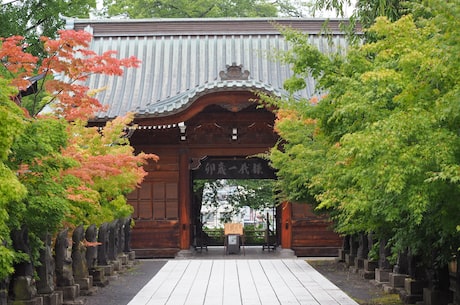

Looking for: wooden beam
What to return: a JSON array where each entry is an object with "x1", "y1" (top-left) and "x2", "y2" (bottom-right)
[
  {"x1": 280, "y1": 202, "x2": 292, "y2": 249},
  {"x1": 179, "y1": 148, "x2": 191, "y2": 249}
]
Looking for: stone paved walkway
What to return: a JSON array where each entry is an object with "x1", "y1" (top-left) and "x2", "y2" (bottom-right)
[{"x1": 127, "y1": 259, "x2": 358, "y2": 305}]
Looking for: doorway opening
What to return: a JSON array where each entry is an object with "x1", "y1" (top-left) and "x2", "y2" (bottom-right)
[{"x1": 190, "y1": 157, "x2": 279, "y2": 253}]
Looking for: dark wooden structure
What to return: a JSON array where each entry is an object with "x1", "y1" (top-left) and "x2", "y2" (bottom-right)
[{"x1": 69, "y1": 17, "x2": 345, "y2": 258}]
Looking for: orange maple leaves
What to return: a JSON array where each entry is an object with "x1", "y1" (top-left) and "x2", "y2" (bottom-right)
[
  {"x1": 0, "y1": 36, "x2": 38, "y2": 90},
  {"x1": 1, "y1": 29, "x2": 157, "y2": 224},
  {"x1": 40, "y1": 30, "x2": 140, "y2": 120},
  {"x1": 1, "y1": 29, "x2": 140, "y2": 121}
]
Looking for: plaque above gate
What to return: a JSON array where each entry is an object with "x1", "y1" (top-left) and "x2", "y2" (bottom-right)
[{"x1": 192, "y1": 157, "x2": 276, "y2": 179}]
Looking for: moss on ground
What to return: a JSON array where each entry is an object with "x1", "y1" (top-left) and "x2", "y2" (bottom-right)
[{"x1": 355, "y1": 293, "x2": 404, "y2": 305}]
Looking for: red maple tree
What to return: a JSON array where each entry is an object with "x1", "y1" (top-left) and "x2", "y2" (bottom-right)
[{"x1": 1, "y1": 29, "x2": 157, "y2": 226}]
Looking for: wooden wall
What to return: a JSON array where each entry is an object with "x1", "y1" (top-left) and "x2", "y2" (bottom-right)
[
  {"x1": 290, "y1": 203, "x2": 343, "y2": 256},
  {"x1": 126, "y1": 147, "x2": 181, "y2": 258}
]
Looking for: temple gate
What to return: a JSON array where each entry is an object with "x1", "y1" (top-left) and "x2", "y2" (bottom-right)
[{"x1": 69, "y1": 17, "x2": 345, "y2": 258}]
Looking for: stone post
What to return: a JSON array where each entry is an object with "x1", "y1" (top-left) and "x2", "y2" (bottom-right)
[
  {"x1": 72, "y1": 225, "x2": 96, "y2": 295},
  {"x1": 107, "y1": 220, "x2": 121, "y2": 272},
  {"x1": 345, "y1": 235, "x2": 359, "y2": 268},
  {"x1": 96, "y1": 223, "x2": 113, "y2": 277},
  {"x1": 55, "y1": 229, "x2": 86, "y2": 305},
  {"x1": 0, "y1": 239, "x2": 9, "y2": 305},
  {"x1": 10, "y1": 226, "x2": 42, "y2": 305},
  {"x1": 385, "y1": 251, "x2": 410, "y2": 294},
  {"x1": 374, "y1": 238, "x2": 393, "y2": 285},
  {"x1": 123, "y1": 218, "x2": 131, "y2": 253},
  {"x1": 123, "y1": 218, "x2": 135, "y2": 262},
  {"x1": 338, "y1": 235, "x2": 350, "y2": 262},
  {"x1": 107, "y1": 220, "x2": 119, "y2": 263},
  {"x1": 360, "y1": 233, "x2": 378, "y2": 279},
  {"x1": 0, "y1": 277, "x2": 8, "y2": 305},
  {"x1": 85, "y1": 225, "x2": 108, "y2": 287},
  {"x1": 354, "y1": 232, "x2": 369, "y2": 270},
  {"x1": 36, "y1": 233, "x2": 62, "y2": 305},
  {"x1": 85, "y1": 225, "x2": 97, "y2": 271},
  {"x1": 399, "y1": 252, "x2": 426, "y2": 304},
  {"x1": 454, "y1": 254, "x2": 460, "y2": 305},
  {"x1": 116, "y1": 219, "x2": 128, "y2": 267}
]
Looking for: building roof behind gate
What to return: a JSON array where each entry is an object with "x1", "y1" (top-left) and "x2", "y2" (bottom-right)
[{"x1": 67, "y1": 18, "x2": 351, "y2": 121}]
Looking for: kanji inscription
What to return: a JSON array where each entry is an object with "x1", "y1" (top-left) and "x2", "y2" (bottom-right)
[{"x1": 193, "y1": 158, "x2": 276, "y2": 179}]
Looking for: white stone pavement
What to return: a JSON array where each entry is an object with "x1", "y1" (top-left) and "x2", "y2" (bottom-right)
[{"x1": 127, "y1": 259, "x2": 359, "y2": 305}]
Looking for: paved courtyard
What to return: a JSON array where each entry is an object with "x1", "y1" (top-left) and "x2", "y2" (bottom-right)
[{"x1": 127, "y1": 259, "x2": 358, "y2": 305}]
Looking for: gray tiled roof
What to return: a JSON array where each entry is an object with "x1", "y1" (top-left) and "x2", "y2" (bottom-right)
[{"x1": 67, "y1": 18, "x2": 350, "y2": 120}]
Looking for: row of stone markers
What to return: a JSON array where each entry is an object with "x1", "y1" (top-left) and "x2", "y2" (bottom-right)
[
  {"x1": 1, "y1": 218, "x2": 135, "y2": 305},
  {"x1": 339, "y1": 233, "x2": 460, "y2": 305}
]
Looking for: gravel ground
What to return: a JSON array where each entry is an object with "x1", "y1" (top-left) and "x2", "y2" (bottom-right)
[
  {"x1": 307, "y1": 259, "x2": 402, "y2": 304},
  {"x1": 85, "y1": 259, "x2": 167, "y2": 305}
]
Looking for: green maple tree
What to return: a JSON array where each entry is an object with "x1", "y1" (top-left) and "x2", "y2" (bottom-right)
[
  {"x1": 265, "y1": 0, "x2": 460, "y2": 270},
  {"x1": 0, "y1": 29, "x2": 156, "y2": 277}
]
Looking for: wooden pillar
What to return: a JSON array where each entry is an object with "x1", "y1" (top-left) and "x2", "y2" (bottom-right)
[
  {"x1": 179, "y1": 149, "x2": 191, "y2": 250},
  {"x1": 280, "y1": 201, "x2": 292, "y2": 249}
]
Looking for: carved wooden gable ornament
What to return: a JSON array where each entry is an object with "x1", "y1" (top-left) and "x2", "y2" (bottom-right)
[{"x1": 219, "y1": 63, "x2": 250, "y2": 80}]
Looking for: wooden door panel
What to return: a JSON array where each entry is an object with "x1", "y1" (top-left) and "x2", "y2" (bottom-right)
[
  {"x1": 290, "y1": 203, "x2": 342, "y2": 256},
  {"x1": 130, "y1": 220, "x2": 180, "y2": 257},
  {"x1": 138, "y1": 200, "x2": 153, "y2": 219}
]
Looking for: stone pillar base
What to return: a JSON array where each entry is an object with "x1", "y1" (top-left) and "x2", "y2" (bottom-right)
[
  {"x1": 359, "y1": 269, "x2": 375, "y2": 280},
  {"x1": 75, "y1": 277, "x2": 97, "y2": 296},
  {"x1": 354, "y1": 258, "x2": 365, "y2": 269},
  {"x1": 375, "y1": 268, "x2": 391, "y2": 283},
  {"x1": 423, "y1": 287, "x2": 452, "y2": 305},
  {"x1": 126, "y1": 251, "x2": 136, "y2": 261},
  {"x1": 345, "y1": 254, "x2": 356, "y2": 267},
  {"x1": 118, "y1": 254, "x2": 128, "y2": 266},
  {"x1": 176, "y1": 249, "x2": 194, "y2": 259},
  {"x1": 98, "y1": 264, "x2": 114, "y2": 276},
  {"x1": 89, "y1": 268, "x2": 108, "y2": 287},
  {"x1": 278, "y1": 248, "x2": 296, "y2": 258},
  {"x1": 337, "y1": 249, "x2": 348, "y2": 262},
  {"x1": 62, "y1": 298, "x2": 87, "y2": 305},
  {"x1": 39, "y1": 291, "x2": 63, "y2": 305},
  {"x1": 398, "y1": 278, "x2": 426, "y2": 304},
  {"x1": 364, "y1": 260, "x2": 378, "y2": 272},
  {"x1": 110, "y1": 260, "x2": 122, "y2": 272},
  {"x1": 0, "y1": 289, "x2": 7, "y2": 305},
  {"x1": 56, "y1": 285, "x2": 79, "y2": 301},
  {"x1": 389, "y1": 273, "x2": 408, "y2": 288},
  {"x1": 12, "y1": 297, "x2": 43, "y2": 305},
  {"x1": 12, "y1": 276, "x2": 38, "y2": 301}
]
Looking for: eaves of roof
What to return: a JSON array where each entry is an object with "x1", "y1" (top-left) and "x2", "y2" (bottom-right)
[
  {"x1": 67, "y1": 18, "x2": 351, "y2": 121},
  {"x1": 70, "y1": 17, "x2": 352, "y2": 36}
]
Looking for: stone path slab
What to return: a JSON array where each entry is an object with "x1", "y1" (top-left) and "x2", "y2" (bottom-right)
[{"x1": 127, "y1": 259, "x2": 358, "y2": 305}]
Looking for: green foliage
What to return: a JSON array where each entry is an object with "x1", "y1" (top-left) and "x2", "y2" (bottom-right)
[
  {"x1": 266, "y1": 0, "x2": 460, "y2": 269},
  {"x1": 0, "y1": 0, "x2": 97, "y2": 56},
  {"x1": 311, "y1": 0, "x2": 421, "y2": 39},
  {"x1": 0, "y1": 246, "x2": 15, "y2": 280},
  {"x1": 100, "y1": 195, "x2": 134, "y2": 224},
  {"x1": 226, "y1": 179, "x2": 276, "y2": 210},
  {"x1": 0, "y1": 79, "x2": 27, "y2": 279},
  {"x1": 197, "y1": 179, "x2": 275, "y2": 227},
  {"x1": 7, "y1": 118, "x2": 68, "y2": 167},
  {"x1": 5, "y1": 118, "x2": 73, "y2": 265},
  {"x1": 102, "y1": 0, "x2": 304, "y2": 18},
  {"x1": 0, "y1": 28, "x2": 148, "y2": 278}
]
